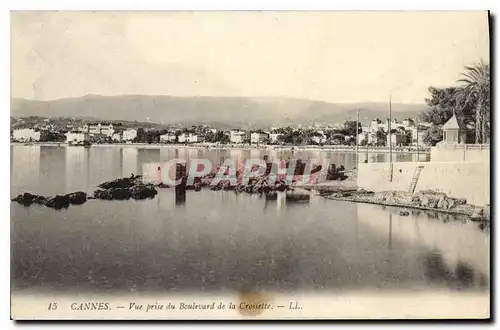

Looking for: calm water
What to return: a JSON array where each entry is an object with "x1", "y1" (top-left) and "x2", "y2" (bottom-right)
[{"x1": 11, "y1": 146, "x2": 488, "y2": 294}]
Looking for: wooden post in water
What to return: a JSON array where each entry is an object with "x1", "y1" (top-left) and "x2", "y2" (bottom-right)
[
  {"x1": 156, "y1": 165, "x2": 162, "y2": 185},
  {"x1": 175, "y1": 163, "x2": 186, "y2": 205}
]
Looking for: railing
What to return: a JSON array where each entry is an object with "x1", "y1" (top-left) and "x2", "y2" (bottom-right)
[{"x1": 434, "y1": 143, "x2": 490, "y2": 151}]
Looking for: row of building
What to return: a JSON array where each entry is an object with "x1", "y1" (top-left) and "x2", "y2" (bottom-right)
[
  {"x1": 357, "y1": 118, "x2": 430, "y2": 147},
  {"x1": 12, "y1": 117, "x2": 431, "y2": 147}
]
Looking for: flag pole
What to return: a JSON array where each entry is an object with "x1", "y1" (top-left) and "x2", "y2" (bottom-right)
[
  {"x1": 356, "y1": 107, "x2": 360, "y2": 174},
  {"x1": 389, "y1": 94, "x2": 393, "y2": 182},
  {"x1": 389, "y1": 94, "x2": 392, "y2": 164}
]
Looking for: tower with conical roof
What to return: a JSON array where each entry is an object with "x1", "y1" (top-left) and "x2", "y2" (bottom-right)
[{"x1": 441, "y1": 111, "x2": 463, "y2": 144}]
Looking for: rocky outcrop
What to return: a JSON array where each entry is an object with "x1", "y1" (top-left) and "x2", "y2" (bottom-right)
[
  {"x1": 322, "y1": 189, "x2": 490, "y2": 222},
  {"x1": 11, "y1": 191, "x2": 87, "y2": 210},
  {"x1": 97, "y1": 175, "x2": 142, "y2": 190},
  {"x1": 326, "y1": 164, "x2": 349, "y2": 181},
  {"x1": 12, "y1": 193, "x2": 46, "y2": 207},
  {"x1": 11, "y1": 174, "x2": 158, "y2": 209},
  {"x1": 67, "y1": 191, "x2": 87, "y2": 205},
  {"x1": 130, "y1": 184, "x2": 158, "y2": 200},
  {"x1": 44, "y1": 195, "x2": 71, "y2": 210},
  {"x1": 93, "y1": 182, "x2": 157, "y2": 201}
]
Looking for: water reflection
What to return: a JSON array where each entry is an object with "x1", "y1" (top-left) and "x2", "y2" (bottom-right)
[
  {"x1": 358, "y1": 204, "x2": 489, "y2": 291},
  {"x1": 10, "y1": 146, "x2": 488, "y2": 295},
  {"x1": 175, "y1": 186, "x2": 186, "y2": 206},
  {"x1": 423, "y1": 250, "x2": 488, "y2": 290}
]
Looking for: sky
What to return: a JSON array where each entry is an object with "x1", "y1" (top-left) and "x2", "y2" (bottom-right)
[{"x1": 11, "y1": 11, "x2": 490, "y2": 103}]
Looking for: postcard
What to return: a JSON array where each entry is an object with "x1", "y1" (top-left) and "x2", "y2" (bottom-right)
[{"x1": 10, "y1": 10, "x2": 490, "y2": 320}]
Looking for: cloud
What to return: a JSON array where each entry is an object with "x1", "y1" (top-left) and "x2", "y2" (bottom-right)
[{"x1": 11, "y1": 11, "x2": 490, "y2": 103}]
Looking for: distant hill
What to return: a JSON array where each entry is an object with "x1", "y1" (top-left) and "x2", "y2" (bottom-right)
[{"x1": 11, "y1": 95, "x2": 427, "y2": 128}]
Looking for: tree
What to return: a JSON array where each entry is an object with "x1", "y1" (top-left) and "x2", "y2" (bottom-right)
[
  {"x1": 375, "y1": 129, "x2": 387, "y2": 146},
  {"x1": 421, "y1": 60, "x2": 490, "y2": 144},
  {"x1": 457, "y1": 60, "x2": 490, "y2": 143},
  {"x1": 331, "y1": 133, "x2": 345, "y2": 145},
  {"x1": 134, "y1": 128, "x2": 146, "y2": 143},
  {"x1": 276, "y1": 134, "x2": 285, "y2": 144},
  {"x1": 422, "y1": 125, "x2": 443, "y2": 146},
  {"x1": 421, "y1": 86, "x2": 476, "y2": 144},
  {"x1": 343, "y1": 121, "x2": 362, "y2": 136}
]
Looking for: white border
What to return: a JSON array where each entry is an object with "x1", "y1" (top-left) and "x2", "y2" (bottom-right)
[{"x1": 2, "y1": 1, "x2": 498, "y2": 329}]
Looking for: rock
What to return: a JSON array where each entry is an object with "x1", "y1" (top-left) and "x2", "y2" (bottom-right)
[
  {"x1": 45, "y1": 195, "x2": 70, "y2": 210},
  {"x1": 67, "y1": 191, "x2": 87, "y2": 205},
  {"x1": 383, "y1": 191, "x2": 397, "y2": 204},
  {"x1": 12, "y1": 193, "x2": 34, "y2": 206},
  {"x1": 12, "y1": 192, "x2": 47, "y2": 206},
  {"x1": 418, "y1": 193, "x2": 440, "y2": 208},
  {"x1": 111, "y1": 188, "x2": 132, "y2": 200},
  {"x1": 372, "y1": 192, "x2": 388, "y2": 203},
  {"x1": 94, "y1": 189, "x2": 113, "y2": 200},
  {"x1": 98, "y1": 175, "x2": 142, "y2": 190},
  {"x1": 130, "y1": 184, "x2": 157, "y2": 200},
  {"x1": 483, "y1": 204, "x2": 490, "y2": 220},
  {"x1": 33, "y1": 195, "x2": 48, "y2": 205},
  {"x1": 470, "y1": 206, "x2": 485, "y2": 220},
  {"x1": 394, "y1": 192, "x2": 414, "y2": 205}
]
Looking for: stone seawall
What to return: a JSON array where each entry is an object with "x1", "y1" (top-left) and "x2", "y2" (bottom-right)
[{"x1": 357, "y1": 161, "x2": 490, "y2": 206}]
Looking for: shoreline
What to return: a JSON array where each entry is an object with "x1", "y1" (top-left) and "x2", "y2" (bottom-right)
[
  {"x1": 10, "y1": 142, "x2": 431, "y2": 154},
  {"x1": 313, "y1": 188, "x2": 490, "y2": 222}
]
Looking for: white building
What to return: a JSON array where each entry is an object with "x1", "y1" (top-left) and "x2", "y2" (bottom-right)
[
  {"x1": 230, "y1": 130, "x2": 246, "y2": 144},
  {"x1": 391, "y1": 119, "x2": 405, "y2": 131},
  {"x1": 81, "y1": 122, "x2": 115, "y2": 136},
  {"x1": 100, "y1": 123, "x2": 115, "y2": 136},
  {"x1": 387, "y1": 132, "x2": 406, "y2": 147},
  {"x1": 189, "y1": 134, "x2": 203, "y2": 143},
  {"x1": 112, "y1": 132, "x2": 122, "y2": 142},
  {"x1": 178, "y1": 133, "x2": 202, "y2": 143},
  {"x1": 178, "y1": 133, "x2": 188, "y2": 143},
  {"x1": 410, "y1": 128, "x2": 427, "y2": 147},
  {"x1": 13, "y1": 128, "x2": 42, "y2": 142},
  {"x1": 250, "y1": 132, "x2": 269, "y2": 144},
  {"x1": 370, "y1": 119, "x2": 382, "y2": 132},
  {"x1": 357, "y1": 132, "x2": 368, "y2": 144},
  {"x1": 269, "y1": 133, "x2": 284, "y2": 144},
  {"x1": 403, "y1": 118, "x2": 415, "y2": 128},
  {"x1": 122, "y1": 129, "x2": 137, "y2": 142},
  {"x1": 66, "y1": 132, "x2": 90, "y2": 144},
  {"x1": 160, "y1": 133, "x2": 177, "y2": 143},
  {"x1": 311, "y1": 134, "x2": 327, "y2": 144}
]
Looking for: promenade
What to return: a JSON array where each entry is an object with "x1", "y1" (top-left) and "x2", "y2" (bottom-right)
[{"x1": 10, "y1": 141, "x2": 431, "y2": 154}]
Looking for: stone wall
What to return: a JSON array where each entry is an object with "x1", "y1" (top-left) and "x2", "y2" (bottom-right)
[
  {"x1": 357, "y1": 161, "x2": 490, "y2": 206},
  {"x1": 430, "y1": 143, "x2": 490, "y2": 162}
]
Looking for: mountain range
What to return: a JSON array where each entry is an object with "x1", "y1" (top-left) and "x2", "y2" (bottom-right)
[{"x1": 11, "y1": 95, "x2": 427, "y2": 129}]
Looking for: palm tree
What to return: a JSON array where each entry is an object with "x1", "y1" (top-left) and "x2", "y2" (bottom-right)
[{"x1": 457, "y1": 60, "x2": 490, "y2": 144}]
